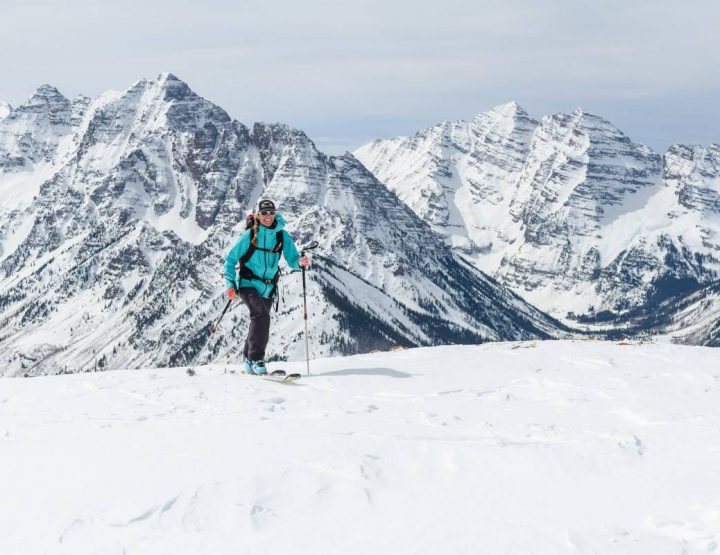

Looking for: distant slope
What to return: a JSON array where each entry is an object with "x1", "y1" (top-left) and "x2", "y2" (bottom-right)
[
  {"x1": 580, "y1": 279, "x2": 720, "y2": 346},
  {"x1": 355, "y1": 105, "x2": 720, "y2": 323}
]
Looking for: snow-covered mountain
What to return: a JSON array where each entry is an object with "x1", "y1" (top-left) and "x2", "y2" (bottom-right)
[
  {"x1": 3, "y1": 341, "x2": 719, "y2": 553},
  {"x1": 0, "y1": 101, "x2": 10, "y2": 121},
  {"x1": 0, "y1": 74, "x2": 567, "y2": 376},
  {"x1": 354, "y1": 104, "x2": 720, "y2": 323}
]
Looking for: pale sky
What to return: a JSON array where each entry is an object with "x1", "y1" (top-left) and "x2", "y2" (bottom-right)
[{"x1": 1, "y1": 0, "x2": 718, "y2": 154}]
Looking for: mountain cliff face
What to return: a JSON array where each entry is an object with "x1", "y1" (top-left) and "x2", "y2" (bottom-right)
[
  {"x1": 0, "y1": 75, "x2": 566, "y2": 376},
  {"x1": 354, "y1": 105, "x2": 720, "y2": 322}
]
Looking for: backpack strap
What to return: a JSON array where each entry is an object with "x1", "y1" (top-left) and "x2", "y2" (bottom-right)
[
  {"x1": 239, "y1": 232, "x2": 256, "y2": 266},
  {"x1": 240, "y1": 229, "x2": 283, "y2": 259},
  {"x1": 236, "y1": 229, "x2": 285, "y2": 296}
]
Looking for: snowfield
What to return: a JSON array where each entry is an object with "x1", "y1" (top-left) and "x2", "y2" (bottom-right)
[{"x1": 1, "y1": 340, "x2": 719, "y2": 554}]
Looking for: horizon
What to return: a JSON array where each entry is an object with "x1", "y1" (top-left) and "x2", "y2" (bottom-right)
[{"x1": 3, "y1": 73, "x2": 718, "y2": 156}]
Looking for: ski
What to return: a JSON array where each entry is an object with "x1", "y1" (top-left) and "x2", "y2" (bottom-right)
[
  {"x1": 186, "y1": 368, "x2": 301, "y2": 382},
  {"x1": 262, "y1": 370, "x2": 301, "y2": 383},
  {"x1": 240, "y1": 369, "x2": 302, "y2": 383}
]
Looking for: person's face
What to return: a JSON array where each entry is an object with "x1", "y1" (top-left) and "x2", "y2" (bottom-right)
[{"x1": 258, "y1": 209, "x2": 276, "y2": 227}]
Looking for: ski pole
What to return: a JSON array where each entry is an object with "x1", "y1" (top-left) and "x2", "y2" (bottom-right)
[
  {"x1": 300, "y1": 241, "x2": 319, "y2": 376},
  {"x1": 212, "y1": 298, "x2": 234, "y2": 334},
  {"x1": 187, "y1": 296, "x2": 235, "y2": 376}
]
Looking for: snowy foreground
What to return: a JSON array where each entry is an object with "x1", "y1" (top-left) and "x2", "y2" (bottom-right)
[{"x1": 1, "y1": 341, "x2": 720, "y2": 554}]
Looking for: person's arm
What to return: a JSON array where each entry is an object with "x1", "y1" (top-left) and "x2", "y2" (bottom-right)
[
  {"x1": 282, "y1": 231, "x2": 303, "y2": 271},
  {"x1": 224, "y1": 231, "x2": 251, "y2": 291}
]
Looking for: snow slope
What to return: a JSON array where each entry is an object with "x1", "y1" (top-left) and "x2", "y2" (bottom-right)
[{"x1": 1, "y1": 340, "x2": 719, "y2": 554}]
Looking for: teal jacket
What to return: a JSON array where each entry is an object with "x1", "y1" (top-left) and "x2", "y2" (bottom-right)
[{"x1": 224, "y1": 213, "x2": 302, "y2": 298}]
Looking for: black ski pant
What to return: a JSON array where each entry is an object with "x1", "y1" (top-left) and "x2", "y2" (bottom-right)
[{"x1": 238, "y1": 287, "x2": 274, "y2": 361}]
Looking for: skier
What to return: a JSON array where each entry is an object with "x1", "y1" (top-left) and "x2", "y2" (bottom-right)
[{"x1": 224, "y1": 199, "x2": 309, "y2": 375}]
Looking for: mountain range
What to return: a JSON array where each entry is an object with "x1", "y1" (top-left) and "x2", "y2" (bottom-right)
[
  {"x1": 0, "y1": 74, "x2": 567, "y2": 376},
  {"x1": 2, "y1": 74, "x2": 719, "y2": 376},
  {"x1": 354, "y1": 102, "x2": 720, "y2": 343}
]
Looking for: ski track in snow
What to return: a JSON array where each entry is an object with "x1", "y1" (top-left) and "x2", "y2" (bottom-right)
[{"x1": 1, "y1": 340, "x2": 720, "y2": 554}]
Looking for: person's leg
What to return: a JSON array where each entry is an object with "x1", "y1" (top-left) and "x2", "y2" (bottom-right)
[
  {"x1": 239, "y1": 288, "x2": 273, "y2": 362},
  {"x1": 252, "y1": 296, "x2": 274, "y2": 374},
  {"x1": 241, "y1": 330, "x2": 253, "y2": 374}
]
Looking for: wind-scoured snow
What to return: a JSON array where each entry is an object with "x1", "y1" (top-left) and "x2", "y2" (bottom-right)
[{"x1": 1, "y1": 341, "x2": 719, "y2": 554}]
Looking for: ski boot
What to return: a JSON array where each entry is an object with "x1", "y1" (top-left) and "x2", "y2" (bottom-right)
[
  {"x1": 243, "y1": 357, "x2": 253, "y2": 375},
  {"x1": 251, "y1": 360, "x2": 268, "y2": 375}
]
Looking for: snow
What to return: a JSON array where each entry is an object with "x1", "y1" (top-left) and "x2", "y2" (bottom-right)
[
  {"x1": 0, "y1": 210, "x2": 34, "y2": 263},
  {"x1": 0, "y1": 101, "x2": 10, "y2": 121},
  {"x1": 0, "y1": 161, "x2": 57, "y2": 211},
  {"x1": 1, "y1": 340, "x2": 719, "y2": 553}
]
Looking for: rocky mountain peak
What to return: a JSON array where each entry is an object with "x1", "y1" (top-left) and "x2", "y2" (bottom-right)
[
  {"x1": 30, "y1": 84, "x2": 68, "y2": 102},
  {"x1": 533, "y1": 108, "x2": 639, "y2": 158},
  {"x1": 118, "y1": 73, "x2": 205, "y2": 115},
  {"x1": 153, "y1": 72, "x2": 195, "y2": 102},
  {"x1": 485, "y1": 101, "x2": 529, "y2": 119},
  {"x1": 12, "y1": 84, "x2": 71, "y2": 123},
  {"x1": 158, "y1": 71, "x2": 180, "y2": 82},
  {"x1": 252, "y1": 122, "x2": 315, "y2": 148},
  {"x1": 468, "y1": 102, "x2": 539, "y2": 150},
  {"x1": 562, "y1": 108, "x2": 630, "y2": 141},
  {"x1": 416, "y1": 119, "x2": 459, "y2": 141},
  {"x1": 0, "y1": 85, "x2": 74, "y2": 170},
  {"x1": 252, "y1": 122, "x2": 322, "y2": 187}
]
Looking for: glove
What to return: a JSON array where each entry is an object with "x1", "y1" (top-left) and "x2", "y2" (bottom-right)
[
  {"x1": 299, "y1": 256, "x2": 310, "y2": 268},
  {"x1": 227, "y1": 288, "x2": 238, "y2": 301}
]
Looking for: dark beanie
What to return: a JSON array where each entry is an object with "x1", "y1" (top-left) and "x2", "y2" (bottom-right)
[{"x1": 258, "y1": 199, "x2": 275, "y2": 212}]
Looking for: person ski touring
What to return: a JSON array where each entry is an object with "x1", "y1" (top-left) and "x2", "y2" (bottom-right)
[{"x1": 224, "y1": 199, "x2": 309, "y2": 375}]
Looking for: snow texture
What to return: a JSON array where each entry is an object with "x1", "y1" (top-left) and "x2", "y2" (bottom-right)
[{"x1": 1, "y1": 340, "x2": 719, "y2": 554}]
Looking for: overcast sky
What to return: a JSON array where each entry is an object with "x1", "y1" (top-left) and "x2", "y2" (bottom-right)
[{"x1": 1, "y1": 0, "x2": 718, "y2": 154}]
